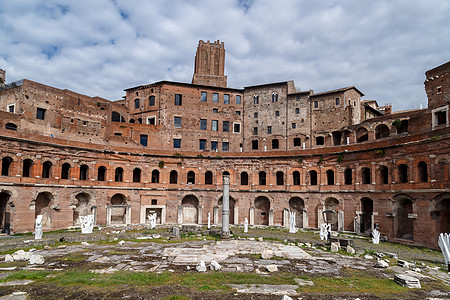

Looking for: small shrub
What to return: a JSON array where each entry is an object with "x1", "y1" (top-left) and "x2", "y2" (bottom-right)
[
  {"x1": 337, "y1": 155, "x2": 344, "y2": 163},
  {"x1": 158, "y1": 161, "x2": 165, "y2": 169}
]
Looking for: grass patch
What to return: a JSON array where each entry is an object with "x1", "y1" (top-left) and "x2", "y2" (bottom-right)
[
  {"x1": 0, "y1": 270, "x2": 52, "y2": 282},
  {"x1": 63, "y1": 254, "x2": 89, "y2": 262},
  {"x1": 162, "y1": 296, "x2": 191, "y2": 300}
]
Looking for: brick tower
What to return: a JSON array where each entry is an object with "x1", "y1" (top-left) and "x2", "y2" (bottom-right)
[
  {"x1": 0, "y1": 69, "x2": 5, "y2": 85},
  {"x1": 192, "y1": 40, "x2": 227, "y2": 87}
]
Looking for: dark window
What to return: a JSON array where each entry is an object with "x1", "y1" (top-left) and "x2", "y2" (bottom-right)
[
  {"x1": 292, "y1": 123, "x2": 296, "y2": 129},
  {"x1": 296, "y1": 96, "x2": 301, "y2": 101},
  {"x1": 252, "y1": 140, "x2": 258, "y2": 150},
  {"x1": 173, "y1": 139, "x2": 181, "y2": 148},
  {"x1": 379, "y1": 166, "x2": 388, "y2": 184},
  {"x1": 79, "y1": 165, "x2": 88, "y2": 181},
  {"x1": 112, "y1": 111, "x2": 125, "y2": 122},
  {"x1": 254, "y1": 112, "x2": 258, "y2": 118},
  {"x1": 140, "y1": 135, "x2": 148, "y2": 146},
  {"x1": 174, "y1": 117, "x2": 182, "y2": 128},
  {"x1": 417, "y1": 161, "x2": 428, "y2": 182},
  {"x1": 97, "y1": 166, "x2": 106, "y2": 181},
  {"x1": 236, "y1": 95, "x2": 241, "y2": 104},
  {"x1": 253, "y1": 127, "x2": 258, "y2": 135},
  {"x1": 213, "y1": 93, "x2": 219, "y2": 103},
  {"x1": 129, "y1": 119, "x2": 135, "y2": 123},
  {"x1": 151, "y1": 199, "x2": 157, "y2": 205},
  {"x1": 272, "y1": 139, "x2": 279, "y2": 149},
  {"x1": 22, "y1": 159, "x2": 33, "y2": 177},
  {"x1": 175, "y1": 94, "x2": 182, "y2": 106},
  {"x1": 115, "y1": 167, "x2": 123, "y2": 182},
  {"x1": 224, "y1": 94, "x2": 230, "y2": 104},
  {"x1": 276, "y1": 171, "x2": 284, "y2": 185},
  {"x1": 149, "y1": 96, "x2": 155, "y2": 106},
  {"x1": 1, "y1": 157, "x2": 12, "y2": 176},
  {"x1": 267, "y1": 126, "x2": 271, "y2": 134},
  {"x1": 309, "y1": 170, "x2": 317, "y2": 185},
  {"x1": 344, "y1": 168, "x2": 352, "y2": 185},
  {"x1": 233, "y1": 123, "x2": 241, "y2": 133},
  {"x1": 272, "y1": 93, "x2": 278, "y2": 103},
  {"x1": 134, "y1": 98, "x2": 140, "y2": 109},
  {"x1": 316, "y1": 136, "x2": 324, "y2": 145},
  {"x1": 200, "y1": 119, "x2": 207, "y2": 130},
  {"x1": 240, "y1": 172, "x2": 248, "y2": 185},
  {"x1": 151, "y1": 169, "x2": 160, "y2": 183},
  {"x1": 199, "y1": 139, "x2": 206, "y2": 150},
  {"x1": 201, "y1": 91, "x2": 207, "y2": 102},
  {"x1": 211, "y1": 141, "x2": 218, "y2": 151},
  {"x1": 169, "y1": 170, "x2": 178, "y2": 184},
  {"x1": 5, "y1": 123, "x2": 17, "y2": 130},
  {"x1": 259, "y1": 171, "x2": 266, "y2": 185},
  {"x1": 275, "y1": 111, "x2": 280, "y2": 116},
  {"x1": 222, "y1": 142, "x2": 229, "y2": 151},
  {"x1": 8, "y1": 104, "x2": 15, "y2": 113},
  {"x1": 253, "y1": 95, "x2": 259, "y2": 104},
  {"x1": 138, "y1": 118, "x2": 142, "y2": 124},
  {"x1": 114, "y1": 133, "x2": 122, "y2": 136},
  {"x1": 36, "y1": 108, "x2": 46, "y2": 120},
  {"x1": 314, "y1": 101, "x2": 318, "y2": 108},
  {"x1": 295, "y1": 108, "x2": 299, "y2": 114},
  {"x1": 223, "y1": 121, "x2": 229, "y2": 132},
  {"x1": 293, "y1": 171, "x2": 300, "y2": 185},
  {"x1": 397, "y1": 120, "x2": 408, "y2": 134},
  {"x1": 335, "y1": 97, "x2": 340, "y2": 105},
  {"x1": 398, "y1": 164, "x2": 408, "y2": 183},
  {"x1": 294, "y1": 137, "x2": 301, "y2": 146},
  {"x1": 42, "y1": 161, "x2": 52, "y2": 178},
  {"x1": 361, "y1": 167, "x2": 371, "y2": 184},
  {"x1": 235, "y1": 111, "x2": 241, "y2": 115},
  {"x1": 187, "y1": 171, "x2": 195, "y2": 184},
  {"x1": 133, "y1": 168, "x2": 141, "y2": 182},
  {"x1": 436, "y1": 111, "x2": 447, "y2": 125},
  {"x1": 213, "y1": 108, "x2": 218, "y2": 113},
  {"x1": 326, "y1": 169, "x2": 334, "y2": 185},
  {"x1": 205, "y1": 171, "x2": 213, "y2": 185},
  {"x1": 212, "y1": 120, "x2": 218, "y2": 131}
]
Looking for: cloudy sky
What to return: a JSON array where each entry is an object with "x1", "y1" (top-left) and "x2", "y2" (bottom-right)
[{"x1": 0, "y1": 1, "x2": 449, "y2": 110}]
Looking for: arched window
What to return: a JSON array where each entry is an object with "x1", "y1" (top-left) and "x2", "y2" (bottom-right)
[
  {"x1": 42, "y1": 161, "x2": 52, "y2": 178},
  {"x1": 253, "y1": 95, "x2": 259, "y2": 104},
  {"x1": 417, "y1": 161, "x2": 428, "y2": 182},
  {"x1": 60, "y1": 162, "x2": 70, "y2": 179},
  {"x1": 187, "y1": 171, "x2": 195, "y2": 184},
  {"x1": 138, "y1": 118, "x2": 142, "y2": 124},
  {"x1": 293, "y1": 171, "x2": 300, "y2": 185},
  {"x1": 375, "y1": 124, "x2": 390, "y2": 139},
  {"x1": 259, "y1": 171, "x2": 266, "y2": 185},
  {"x1": 379, "y1": 166, "x2": 388, "y2": 184},
  {"x1": 205, "y1": 171, "x2": 213, "y2": 185},
  {"x1": 314, "y1": 100, "x2": 318, "y2": 108},
  {"x1": 133, "y1": 168, "x2": 141, "y2": 182},
  {"x1": 115, "y1": 167, "x2": 124, "y2": 182},
  {"x1": 356, "y1": 128, "x2": 369, "y2": 143},
  {"x1": 79, "y1": 164, "x2": 89, "y2": 181},
  {"x1": 111, "y1": 111, "x2": 125, "y2": 122},
  {"x1": 272, "y1": 93, "x2": 278, "y2": 103},
  {"x1": 326, "y1": 169, "x2": 335, "y2": 185},
  {"x1": 5, "y1": 123, "x2": 17, "y2": 130},
  {"x1": 361, "y1": 167, "x2": 371, "y2": 184},
  {"x1": 134, "y1": 98, "x2": 140, "y2": 109},
  {"x1": 149, "y1": 95, "x2": 156, "y2": 106},
  {"x1": 129, "y1": 118, "x2": 135, "y2": 124},
  {"x1": 309, "y1": 170, "x2": 317, "y2": 185},
  {"x1": 97, "y1": 166, "x2": 106, "y2": 181},
  {"x1": 22, "y1": 159, "x2": 33, "y2": 177},
  {"x1": 344, "y1": 168, "x2": 352, "y2": 185},
  {"x1": 276, "y1": 171, "x2": 284, "y2": 185},
  {"x1": 1, "y1": 157, "x2": 13, "y2": 176},
  {"x1": 272, "y1": 139, "x2": 279, "y2": 149},
  {"x1": 151, "y1": 169, "x2": 160, "y2": 183},
  {"x1": 240, "y1": 172, "x2": 249, "y2": 185},
  {"x1": 398, "y1": 164, "x2": 408, "y2": 183},
  {"x1": 169, "y1": 170, "x2": 178, "y2": 184}
]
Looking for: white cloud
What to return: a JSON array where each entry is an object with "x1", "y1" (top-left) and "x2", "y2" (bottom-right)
[{"x1": 0, "y1": 0, "x2": 449, "y2": 109}]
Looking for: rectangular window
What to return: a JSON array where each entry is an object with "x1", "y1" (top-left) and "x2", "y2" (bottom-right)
[
  {"x1": 149, "y1": 96, "x2": 155, "y2": 106},
  {"x1": 296, "y1": 96, "x2": 301, "y2": 101},
  {"x1": 213, "y1": 93, "x2": 219, "y2": 103},
  {"x1": 175, "y1": 94, "x2": 182, "y2": 106},
  {"x1": 140, "y1": 135, "x2": 148, "y2": 146},
  {"x1": 201, "y1": 91, "x2": 207, "y2": 102},
  {"x1": 292, "y1": 123, "x2": 296, "y2": 129},
  {"x1": 224, "y1": 94, "x2": 230, "y2": 104},
  {"x1": 253, "y1": 127, "x2": 258, "y2": 135},
  {"x1": 236, "y1": 95, "x2": 241, "y2": 104},
  {"x1": 212, "y1": 120, "x2": 218, "y2": 131},
  {"x1": 335, "y1": 97, "x2": 340, "y2": 105},
  {"x1": 200, "y1": 119, "x2": 207, "y2": 130},
  {"x1": 173, "y1": 138, "x2": 181, "y2": 148},
  {"x1": 7, "y1": 104, "x2": 15, "y2": 113},
  {"x1": 199, "y1": 139, "x2": 207, "y2": 150},
  {"x1": 134, "y1": 98, "x2": 140, "y2": 109},
  {"x1": 233, "y1": 123, "x2": 241, "y2": 133},
  {"x1": 267, "y1": 126, "x2": 272, "y2": 134},
  {"x1": 147, "y1": 116, "x2": 156, "y2": 125},
  {"x1": 235, "y1": 111, "x2": 241, "y2": 115},
  {"x1": 211, "y1": 141, "x2": 218, "y2": 151},
  {"x1": 254, "y1": 112, "x2": 258, "y2": 118},
  {"x1": 275, "y1": 111, "x2": 280, "y2": 116},
  {"x1": 36, "y1": 108, "x2": 46, "y2": 120},
  {"x1": 294, "y1": 137, "x2": 301, "y2": 146},
  {"x1": 223, "y1": 121, "x2": 230, "y2": 132},
  {"x1": 174, "y1": 116, "x2": 182, "y2": 128},
  {"x1": 295, "y1": 108, "x2": 299, "y2": 114},
  {"x1": 213, "y1": 108, "x2": 218, "y2": 113},
  {"x1": 222, "y1": 142, "x2": 229, "y2": 151}
]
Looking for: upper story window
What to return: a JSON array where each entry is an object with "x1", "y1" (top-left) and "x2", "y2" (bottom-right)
[
  {"x1": 134, "y1": 98, "x2": 140, "y2": 109},
  {"x1": 175, "y1": 94, "x2": 182, "y2": 106},
  {"x1": 236, "y1": 95, "x2": 241, "y2": 104},
  {"x1": 211, "y1": 141, "x2": 218, "y2": 151},
  {"x1": 267, "y1": 126, "x2": 272, "y2": 134},
  {"x1": 147, "y1": 116, "x2": 156, "y2": 125},
  {"x1": 7, "y1": 104, "x2": 15, "y2": 113},
  {"x1": 140, "y1": 135, "x2": 148, "y2": 146},
  {"x1": 223, "y1": 121, "x2": 230, "y2": 132},
  {"x1": 200, "y1": 119, "x2": 207, "y2": 130},
  {"x1": 292, "y1": 123, "x2": 296, "y2": 129},
  {"x1": 212, "y1": 120, "x2": 218, "y2": 131},
  {"x1": 253, "y1": 127, "x2": 258, "y2": 135},
  {"x1": 254, "y1": 112, "x2": 258, "y2": 118},
  {"x1": 213, "y1": 108, "x2": 218, "y2": 113},
  {"x1": 272, "y1": 93, "x2": 278, "y2": 103},
  {"x1": 149, "y1": 96, "x2": 155, "y2": 106},
  {"x1": 173, "y1": 138, "x2": 181, "y2": 148},
  {"x1": 199, "y1": 139, "x2": 206, "y2": 150},
  {"x1": 314, "y1": 100, "x2": 319, "y2": 108},
  {"x1": 224, "y1": 94, "x2": 230, "y2": 104},
  {"x1": 253, "y1": 95, "x2": 259, "y2": 104},
  {"x1": 36, "y1": 108, "x2": 46, "y2": 120},
  {"x1": 233, "y1": 123, "x2": 241, "y2": 133},
  {"x1": 275, "y1": 111, "x2": 280, "y2": 116},
  {"x1": 295, "y1": 108, "x2": 299, "y2": 114},
  {"x1": 201, "y1": 91, "x2": 207, "y2": 102},
  {"x1": 335, "y1": 97, "x2": 340, "y2": 105},
  {"x1": 213, "y1": 93, "x2": 219, "y2": 103},
  {"x1": 296, "y1": 96, "x2": 301, "y2": 101},
  {"x1": 437, "y1": 86, "x2": 442, "y2": 94},
  {"x1": 222, "y1": 141, "x2": 229, "y2": 151},
  {"x1": 235, "y1": 111, "x2": 241, "y2": 115},
  {"x1": 174, "y1": 116, "x2": 182, "y2": 128}
]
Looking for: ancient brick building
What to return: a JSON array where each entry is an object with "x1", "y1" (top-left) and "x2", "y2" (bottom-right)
[{"x1": 0, "y1": 41, "x2": 448, "y2": 249}]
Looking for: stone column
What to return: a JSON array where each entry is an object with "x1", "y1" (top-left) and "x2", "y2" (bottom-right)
[
  {"x1": 106, "y1": 206, "x2": 111, "y2": 226},
  {"x1": 234, "y1": 206, "x2": 239, "y2": 225},
  {"x1": 125, "y1": 206, "x2": 131, "y2": 225},
  {"x1": 317, "y1": 208, "x2": 324, "y2": 228},
  {"x1": 269, "y1": 208, "x2": 274, "y2": 226},
  {"x1": 222, "y1": 175, "x2": 230, "y2": 237},
  {"x1": 283, "y1": 208, "x2": 289, "y2": 227},
  {"x1": 303, "y1": 209, "x2": 308, "y2": 228},
  {"x1": 197, "y1": 205, "x2": 203, "y2": 225},
  {"x1": 213, "y1": 206, "x2": 219, "y2": 224},
  {"x1": 249, "y1": 207, "x2": 255, "y2": 225},
  {"x1": 177, "y1": 205, "x2": 183, "y2": 224},
  {"x1": 338, "y1": 210, "x2": 344, "y2": 232}
]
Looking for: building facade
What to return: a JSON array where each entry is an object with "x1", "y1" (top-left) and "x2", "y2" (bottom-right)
[{"x1": 0, "y1": 41, "x2": 448, "y2": 249}]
